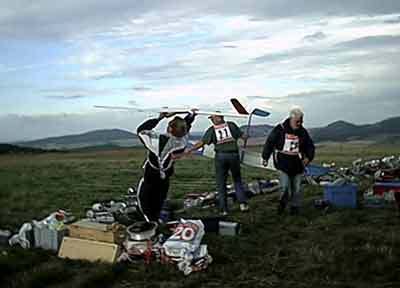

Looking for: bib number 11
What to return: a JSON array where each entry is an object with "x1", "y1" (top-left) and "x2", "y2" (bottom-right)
[{"x1": 215, "y1": 125, "x2": 233, "y2": 143}]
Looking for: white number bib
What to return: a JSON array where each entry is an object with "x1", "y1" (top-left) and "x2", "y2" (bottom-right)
[
  {"x1": 282, "y1": 133, "x2": 300, "y2": 155},
  {"x1": 214, "y1": 124, "x2": 234, "y2": 144}
]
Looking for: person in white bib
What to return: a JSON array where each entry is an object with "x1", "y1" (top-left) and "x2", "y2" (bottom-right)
[
  {"x1": 186, "y1": 114, "x2": 249, "y2": 215},
  {"x1": 262, "y1": 108, "x2": 315, "y2": 215}
]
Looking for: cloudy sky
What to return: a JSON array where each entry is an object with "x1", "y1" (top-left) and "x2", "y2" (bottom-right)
[{"x1": 1, "y1": 0, "x2": 400, "y2": 142}]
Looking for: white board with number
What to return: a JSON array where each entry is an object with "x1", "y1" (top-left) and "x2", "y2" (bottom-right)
[{"x1": 213, "y1": 123, "x2": 234, "y2": 144}]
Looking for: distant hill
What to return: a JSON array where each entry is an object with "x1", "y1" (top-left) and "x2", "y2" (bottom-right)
[
  {"x1": 311, "y1": 117, "x2": 400, "y2": 143},
  {"x1": 17, "y1": 129, "x2": 140, "y2": 150},
  {"x1": 11, "y1": 117, "x2": 400, "y2": 150},
  {"x1": 240, "y1": 117, "x2": 400, "y2": 145},
  {"x1": 311, "y1": 120, "x2": 359, "y2": 142},
  {"x1": 0, "y1": 144, "x2": 48, "y2": 154}
]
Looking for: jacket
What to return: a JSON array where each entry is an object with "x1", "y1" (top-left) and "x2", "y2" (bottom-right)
[
  {"x1": 262, "y1": 118, "x2": 315, "y2": 176},
  {"x1": 137, "y1": 113, "x2": 195, "y2": 179}
]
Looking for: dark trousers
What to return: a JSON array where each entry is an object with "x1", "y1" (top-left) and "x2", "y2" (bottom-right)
[
  {"x1": 137, "y1": 165, "x2": 170, "y2": 222},
  {"x1": 215, "y1": 152, "x2": 247, "y2": 212}
]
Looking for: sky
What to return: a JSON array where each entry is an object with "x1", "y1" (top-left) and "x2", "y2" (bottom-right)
[{"x1": 0, "y1": 0, "x2": 400, "y2": 142}]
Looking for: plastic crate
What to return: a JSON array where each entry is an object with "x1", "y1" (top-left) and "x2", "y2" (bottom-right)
[
  {"x1": 373, "y1": 181, "x2": 400, "y2": 195},
  {"x1": 324, "y1": 184, "x2": 358, "y2": 208},
  {"x1": 34, "y1": 226, "x2": 68, "y2": 252}
]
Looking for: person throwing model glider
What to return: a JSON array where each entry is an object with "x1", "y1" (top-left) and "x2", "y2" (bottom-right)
[{"x1": 136, "y1": 110, "x2": 197, "y2": 222}]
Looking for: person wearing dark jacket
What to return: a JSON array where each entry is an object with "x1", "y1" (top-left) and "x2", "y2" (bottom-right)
[
  {"x1": 136, "y1": 111, "x2": 197, "y2": 222},
  {"x1": 262, "y1": 108, "x2": 315, "y2": 215}
]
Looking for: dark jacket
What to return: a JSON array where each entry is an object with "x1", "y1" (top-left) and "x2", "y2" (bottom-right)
[
  {"x1": 136, "y1": 113, "x2": 195, "y2": 179},
  {"x1": 262, "y1": 118, "x2": 315, "y2": 176}
]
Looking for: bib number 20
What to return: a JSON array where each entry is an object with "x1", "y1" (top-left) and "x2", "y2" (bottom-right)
[{"x1": 172, "y1": 225, "x2": 197, "y2": 241}]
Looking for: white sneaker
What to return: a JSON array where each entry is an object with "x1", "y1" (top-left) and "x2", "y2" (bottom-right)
[{"x1": 240, "y1": 203, "x2": 250, "y2": 212}]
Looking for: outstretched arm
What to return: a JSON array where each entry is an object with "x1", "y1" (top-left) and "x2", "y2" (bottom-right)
[
  {"x1": 185, "y1": 126, "x2": 212, "y2": 155},
  {"x1": 185, "y1": 141, "x2": 205, "y2": 154}
]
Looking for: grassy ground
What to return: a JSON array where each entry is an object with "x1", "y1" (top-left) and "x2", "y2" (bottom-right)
[{"x1": 0, "y1": 144, "x2": 399, "y2": 287}]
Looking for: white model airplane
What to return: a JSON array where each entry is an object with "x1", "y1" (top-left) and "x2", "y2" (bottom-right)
[
  {"x1": 96, "y1": 99, "x2": 273, "y2": 168},
  {"x1": 94, "y1": 101, "x2": 249, "y2": 118}
]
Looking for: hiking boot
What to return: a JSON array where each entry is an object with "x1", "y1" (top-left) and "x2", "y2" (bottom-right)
[{"x1": 240, "y1": 203, "x2": 250, "y2": 212}]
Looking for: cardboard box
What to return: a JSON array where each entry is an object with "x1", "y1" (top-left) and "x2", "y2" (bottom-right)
[
  {"x1": 58, "y1": 237, "x2": 120, "y2": 264},
  {"x1": 68, "y1": 219, "x2": 126, "y2": 244}
]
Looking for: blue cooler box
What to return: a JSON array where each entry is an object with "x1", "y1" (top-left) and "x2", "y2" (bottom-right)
[{"x1": 324, "y1": 184, "x2": 358, "y2": 208}]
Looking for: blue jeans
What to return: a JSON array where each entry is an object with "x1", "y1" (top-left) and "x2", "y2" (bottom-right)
[
  {"x1": 280, "y1": 172, "x2": 303, "y2": 208},
  {"x1": 215, "y1": 152, "x2": 247, "y2": 212}
]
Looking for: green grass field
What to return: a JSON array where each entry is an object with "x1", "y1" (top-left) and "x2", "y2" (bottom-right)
[{"x1": 0, "y1": 144, "x2": 399, "y2": 288}]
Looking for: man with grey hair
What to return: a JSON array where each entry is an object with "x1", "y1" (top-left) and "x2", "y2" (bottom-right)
[{"x1": 262, "y1": 107, "x2": 315, "y2": 215}]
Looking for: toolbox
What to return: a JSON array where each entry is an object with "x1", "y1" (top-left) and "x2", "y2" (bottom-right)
[{"x1": 68, "y1": 219, "x2": 126, "y2": 244}]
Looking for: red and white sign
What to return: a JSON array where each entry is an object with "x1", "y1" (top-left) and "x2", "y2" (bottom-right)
[{"x1": 282, "y1": 133, "x2": 300, "y2": 155}]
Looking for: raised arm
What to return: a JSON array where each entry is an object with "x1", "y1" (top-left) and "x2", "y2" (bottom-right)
[
  {"x1": 184, "y1": 109, "x2": 198, "y2": 132},
  {"x1": 136, "y1": 113, "x2": 168, "y2": 134}
]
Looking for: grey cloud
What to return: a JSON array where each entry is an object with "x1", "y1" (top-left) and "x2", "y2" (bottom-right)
[
  {"x1": 247, "y1": 96, "x2": 270, "y2": 100},
  {"x1": 88, "y1": 32, "x2": 400, "y2": 85},
  {"x1": 1, "y1": 1, "x2": 400, "y2": 39},
  {"x1": 190, "y1": 1, "x2": 400, "y2": 19},
  {"x1": 252, "y1": 35, "x2": 270, "y2": 40},
  {"x1": 248, "y1": 90, "x2": 345, "y2": 102},
  {"x1": 336, "y1": 35, "x2": 400, "y2": 49},
  {"x1": 384, "y1": 16, "x2": 400, "y2": 24},
  {"x1": 132, "y1": 87, "x2": 152, "y2": 91},
  {"x1": 303, "y1": 31, "x2": 328, "y2": 42},
  {"x1": 252, "y1": 34, "x2": 400, "y2": 66},
  {"x1": 251, "y1": 47, "x2": 315, "y2": 64},
  {"x1": 87, "y1": 60, "x2": 213, "y2": 83},
  {"x1": 39, "y1": 87, "x2": 132, "y2": 100},
  {"x1": 285, "y1": 90, "x2": 344, "y2": 100},
  {"x1": 46, "y1": 95, "x2": 87, "y2": 100}
]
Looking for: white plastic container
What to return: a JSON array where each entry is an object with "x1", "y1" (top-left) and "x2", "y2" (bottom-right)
[{"x1": 34, "y1": 226, "x2": 68, "y2": 252}]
